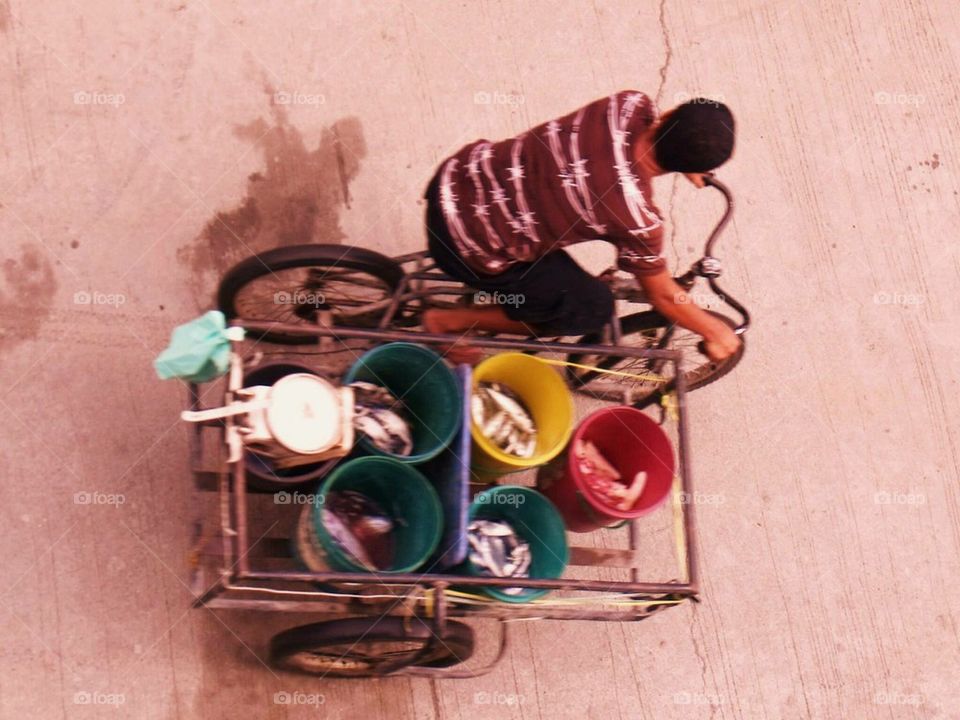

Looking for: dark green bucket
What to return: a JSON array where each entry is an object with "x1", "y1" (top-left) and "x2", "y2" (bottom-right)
[
  {"x1": 311, "y1": 457, "x2": 443, "y2": 573},
  {"x1": 343, "y1": 343, "x2": 462, "y2": 464},
  {"x1": 464, "y1": 486, "x2": 569, "y2": 602}
]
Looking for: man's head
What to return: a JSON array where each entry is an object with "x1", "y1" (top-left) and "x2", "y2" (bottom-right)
[{"x1": 653, "y1": 100, "x2": 735, "y2": 173}]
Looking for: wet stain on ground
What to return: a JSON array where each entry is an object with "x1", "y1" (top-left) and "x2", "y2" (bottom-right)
[
  {"x1": 0, "y1": 2, "x2": 11, "y2": 33},
  {"x1": 0, "y1": 244, "x2": 58, "y2": 352},
  {"x1": 177, "y1": 100, "x2": 366, "y2": 305}
]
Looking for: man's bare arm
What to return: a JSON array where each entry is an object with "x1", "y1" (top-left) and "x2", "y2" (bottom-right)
[{"x1": 636, "y1": 268, "x2": 741, "y2": 362}]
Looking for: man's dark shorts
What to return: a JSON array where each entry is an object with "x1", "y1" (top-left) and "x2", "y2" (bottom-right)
[{"x1": 424, "y1": 175, "x2": 614, "y2": 335}]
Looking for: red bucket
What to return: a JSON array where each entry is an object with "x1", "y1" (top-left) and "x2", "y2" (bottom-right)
[{"x1": 536, "y1": 406, "x2": 675, "y2": 532}]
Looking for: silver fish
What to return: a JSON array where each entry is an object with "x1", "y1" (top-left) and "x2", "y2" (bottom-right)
[
  {"x1": 351, "y1": 382, "x2": 414, "y2": 455},
  {"x1": 321, "y1": 508, "x2": 376, "y2": 571},
  {"x1": 470, "y1": 394, "x2": 487, "y2": 425},
  {"x1": 353, "y1": 515, "x2": 394, "y2": 536},
  {"x1": 484, "y1": 385, "x2": 535, "y2": 434},
  {"x1": 350, "y1": 381, "x2": 399, "y2": 407},
  {"x1": 472, "y1": 382, "x2": 537, "y2": 459},
  {"x1": 467, "y1": 519, "x2": 531, "y2": 595},
  {"x1": 322, "y1": 491, "x2": 396, "y2": 571}
]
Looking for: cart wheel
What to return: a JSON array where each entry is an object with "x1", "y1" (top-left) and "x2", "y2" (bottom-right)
[
  {"x1": 217, "y1": 244, "x2": 405, "y2": 343},
  {"x1": 269, "y1": 617, "x2": 475, "y2": 677}
]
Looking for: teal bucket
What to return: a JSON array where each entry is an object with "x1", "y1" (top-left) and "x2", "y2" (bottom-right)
[
  {"x1": 464, "y1": 486, "x2": 569, "y2": 602},
  {"x1": 343, "y1": 343, "x2": 462, "y2": 464},
  {"x1": 310, "y1": 457, "x2": 443, "y2": 573}
]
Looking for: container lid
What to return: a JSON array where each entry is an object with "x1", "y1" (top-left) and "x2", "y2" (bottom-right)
[{"x1": 266, "y1": 374, "x2": 342, "y2": 454}]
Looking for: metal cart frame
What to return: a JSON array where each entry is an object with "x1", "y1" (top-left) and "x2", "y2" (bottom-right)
[{"x1": 185, "y1": 323, "x2": 700, "y2": 677}]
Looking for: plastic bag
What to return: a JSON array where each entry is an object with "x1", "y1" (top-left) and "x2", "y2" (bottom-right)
[{"x1": 154, "y1": 311, "x2": 245, "y2": 382}]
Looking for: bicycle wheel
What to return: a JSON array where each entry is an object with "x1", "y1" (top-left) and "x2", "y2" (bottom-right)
[
  {"x1": 566, "y1": 310, "x2": 744, "y2": 404},
  {"x1": 269, "y1": 617, "x2": 475, "y2": 677},
  {"x1": 217, "y1": 244, "x2": 405, "y2": 344}
]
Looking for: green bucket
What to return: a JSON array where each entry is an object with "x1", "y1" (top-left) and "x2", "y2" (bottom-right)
[
  {"x1": 343, "y1": 343, "x2": 462, "y2": 464},
  {"x1": 465, "y1": 486, "x2": 569, "y2": 602},
  {"x1": 311, "y1": 457, "x2": 443, "y2": 573}
]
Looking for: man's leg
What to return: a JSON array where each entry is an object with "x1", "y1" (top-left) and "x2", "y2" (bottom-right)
[
  {"x1": 423, "y1": 306, "x2": 528, "y2": 335},
  {"x1": 496, "y1": 251, "x2": 615, "y2": 336},
  {"x1": 421, "y1": 306, "x2": 527, "y2": 363},
  {"x1": 423, "y1": 251, "x2": 614, "y2": 363},
  {"x1": 422, "y1": 181, "x2": 531, "y2": 359},
  {"x1": 421, "y1": 174, "x2": 612, "y2": 361}
]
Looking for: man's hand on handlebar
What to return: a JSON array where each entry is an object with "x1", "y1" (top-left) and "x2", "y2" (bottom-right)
[
  {"x1": 701, "y1": 323, "x2": 741, "y2": 363},
  {"x1": 636, "y1": 269, "x2": 742, "y2": 363}
]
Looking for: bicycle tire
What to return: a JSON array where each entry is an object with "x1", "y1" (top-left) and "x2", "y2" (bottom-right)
[
  {"x1": 269, "y1": 617, "x2": 475, "y2": 677},
  {"x1": 217, "y1": 244, "x2": 405, "y2": 344},
  {"x1": 567, "y1": 310, "x2": 744, "y2": 402}
]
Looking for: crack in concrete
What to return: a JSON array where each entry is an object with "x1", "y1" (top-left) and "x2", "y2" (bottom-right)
[
  {"x1": 655, "y1": 0, "x2": 672, "y2": 106},
  {"x1": 668, "y1": 175, "x2": 681, "y2": 267},
  {"x1": 689, "y1": 619, "x2": 719, "y2": 720}
]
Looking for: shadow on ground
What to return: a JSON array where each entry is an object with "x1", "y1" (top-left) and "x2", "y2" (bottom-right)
[{"x1": 177, "y1": 100, "x2": 366, "y2": 308}]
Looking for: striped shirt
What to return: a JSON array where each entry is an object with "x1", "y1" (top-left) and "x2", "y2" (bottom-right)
[{"x1": 437, "y1": 90, "x2": 665, "y2": 276}]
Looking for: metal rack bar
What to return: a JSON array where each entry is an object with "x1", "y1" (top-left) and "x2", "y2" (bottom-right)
[
  {"x1": 673, "y1": 359, "x2": 697, "y2": 591},
  {"x1": 237, "y1": 321, "x2": 682, "y2": 361},
  {"x1": 237, "y1": 571, "x2": 695, "y2": 595}
]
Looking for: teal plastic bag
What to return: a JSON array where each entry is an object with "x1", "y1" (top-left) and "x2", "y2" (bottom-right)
[{"x1": 154, "y1": 311, "x2": 245, "y2": 382}]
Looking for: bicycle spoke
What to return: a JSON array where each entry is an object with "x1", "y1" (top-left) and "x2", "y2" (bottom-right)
[{"x1": 231, "y1": 266, "x2": 392, "y2": 327}]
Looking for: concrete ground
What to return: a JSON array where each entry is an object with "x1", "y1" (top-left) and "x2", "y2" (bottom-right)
[{"x1": 1, "y1": 0, "x2": 958, "y2": 718}]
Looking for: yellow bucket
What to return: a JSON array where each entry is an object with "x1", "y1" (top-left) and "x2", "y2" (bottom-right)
[{"x1": 471, "y1": 353, "x2": 575, "y2": 475}]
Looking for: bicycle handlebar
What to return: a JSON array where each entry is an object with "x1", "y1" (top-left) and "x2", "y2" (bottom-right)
[
  {"x1": 702, "y1": 174, "x2": 734, "y2": 258},
  {"x1": 699, "y1": 175, "x2": 750, "y2": 336}
]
